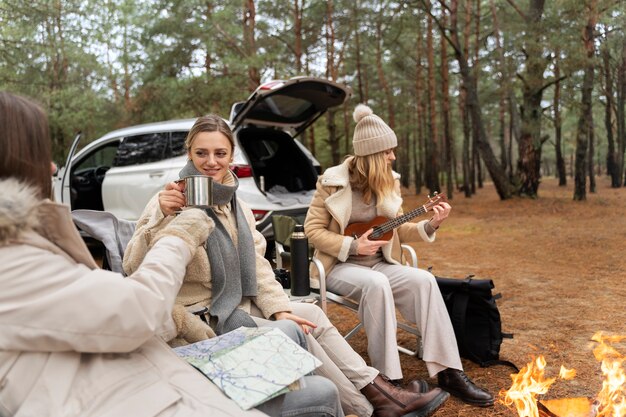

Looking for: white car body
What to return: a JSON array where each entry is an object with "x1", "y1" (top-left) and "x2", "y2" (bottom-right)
[{"x1": 53, "y1": 77, "x2": 352, "y2": 240}]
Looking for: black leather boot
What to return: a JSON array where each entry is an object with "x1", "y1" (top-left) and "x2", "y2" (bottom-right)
[
  {"x1": 437, "y1": 368, "x2": 494, "y2": 407},
  {"x1": 360, "y1": 374, "x2": 449, "y2": 417}
]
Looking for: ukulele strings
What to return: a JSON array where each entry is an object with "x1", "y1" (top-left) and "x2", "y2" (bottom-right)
[{"x1": 375, "y1": 206, "x2": 427, "y2": 234}]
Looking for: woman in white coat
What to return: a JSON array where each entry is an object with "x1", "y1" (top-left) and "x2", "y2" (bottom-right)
[
  {"x1": 304, "y1": 104, "x2": 494, "y2": 407},
  {"x1": 0, "y1": 91, "x2": 342, "y2": 417}
]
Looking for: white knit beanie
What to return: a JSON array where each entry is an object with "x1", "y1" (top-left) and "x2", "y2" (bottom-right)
[{"x1": 352, "y1": 104, "x2": 397, "y2": 156}]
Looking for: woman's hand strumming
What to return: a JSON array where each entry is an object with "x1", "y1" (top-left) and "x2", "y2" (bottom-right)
[
  {"x1": 356, "y1": 228, "x2": 388, "y2": 256},
  {"x1": 159, "y1": 181, "x2": 186, "y2": 216}
]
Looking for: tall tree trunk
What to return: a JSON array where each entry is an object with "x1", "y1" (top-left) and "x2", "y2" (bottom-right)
[
  {"x1": 490, "y1": 0, "x2": 508, "y2": 173},
  {"x1": 353, "y1": 0, "x2": 366, "y2": 103},
  {"x1": 440, "y1": 9, "x2": 453, "y2": 198},
  {"x1": 463, "y1": 0, "x2": 474, "y2": 195},
  {"x1": 473, "y1": 0, "x2": 482, "y2": 189},
  {"x1": 616, "y1": 42, "x2": 626, "y2": 186},
  {"x1": 243, "y1": 0, "x2": 260, "y2": 92},
  {"x1": 588, "y1": 110, "x2": 596, "y2": 193},
  {"x1": 554, "y1": 51, "x2": 567, "y2": 186},
  {"x1": 414, "y1": 16, "x2": 425, "y2": 194},
  {"x1": 435, "y1": 0, "x2": 513, "y2": 200},
  {"x1": 603, "y1": 47, "x2": 619, "y2": 186},
  {"x1": 425, "y1": 8, "x2": 440, "y2": 193},
  {"x1": 574, "y1": 0, "x2": 598, "y2": 201},
  {"x1": 517, "y1": 0, "x2": 548, "y2": 198},
  {"x1": 324, "y1": 0, "x2": 340, "y2": 165},
  {"x1": 293, "y1": 0, "x2": 303, "y2": 73}
]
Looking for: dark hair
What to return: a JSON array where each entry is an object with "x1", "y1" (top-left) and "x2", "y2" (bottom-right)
[
  {"x1": 185, "y1": 114, "x2": 234, "y2": 153},
  {"x1": 0, "y1": 92, "x2": 52, "y2": 199}
]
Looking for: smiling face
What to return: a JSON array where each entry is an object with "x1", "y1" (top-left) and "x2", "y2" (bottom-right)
[{"x1": 188, "y1": 131, "x2": 233, "y2": 183}]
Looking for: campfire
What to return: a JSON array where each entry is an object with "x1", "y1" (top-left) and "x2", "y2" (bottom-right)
[{"x1": 500, "y1": 332, "x2": 625, "y2": 417}]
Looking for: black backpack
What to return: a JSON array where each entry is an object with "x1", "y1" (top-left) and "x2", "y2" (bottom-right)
[{"x1": 435, "y1": 274, "x2": 518, "y2": 370}]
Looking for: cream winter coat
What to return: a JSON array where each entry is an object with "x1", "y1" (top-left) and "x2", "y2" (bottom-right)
[
  {"x1": 304, "y1": 157, "x2": 435, "y2": 288},
  {"x1": 0, "y1": 178, "x2": 267, "y2": 417},
  {"x1": 123, "y1": 187, "x2": 291, "y2": 347}
]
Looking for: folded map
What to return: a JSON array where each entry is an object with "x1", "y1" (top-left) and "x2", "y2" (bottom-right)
[{"x1": 173, "y1": 326, "x2": 322, "y2": 410}]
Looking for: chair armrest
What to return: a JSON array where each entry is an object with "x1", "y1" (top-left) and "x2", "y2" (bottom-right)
[
  {"x1": 310, "y1": 257, "x2": 327, "y2": 313},
  {"x1": 401, "y1": 244, "x2": 418, "y2": 268},
  {"x1": 275, "y1": 240, "x2": 286, "y2": 269}
]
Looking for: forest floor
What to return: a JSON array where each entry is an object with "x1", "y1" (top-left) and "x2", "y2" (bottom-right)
[{"x1": 326, "y1": 176, "x2": 626, "y2": 417}]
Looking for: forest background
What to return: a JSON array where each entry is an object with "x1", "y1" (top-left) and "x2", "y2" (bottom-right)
[{"x1": 2, "y1": 0, "x2": 626, "y2": 201}]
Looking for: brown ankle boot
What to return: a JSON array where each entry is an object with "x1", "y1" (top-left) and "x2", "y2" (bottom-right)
[{"x1": 360, "y1": 374, "x2": 449, "y2": 417}]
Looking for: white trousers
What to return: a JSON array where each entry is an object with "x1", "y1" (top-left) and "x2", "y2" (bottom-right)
[
  {"x1": 253, "y1": 303, "x2": 378, "y2": 417},
  {"x1": 327, "y1": 262, "x2": 463, "y2": 380}
]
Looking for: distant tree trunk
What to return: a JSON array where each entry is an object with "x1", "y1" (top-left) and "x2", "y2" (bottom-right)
[
  {"x1": 353, "y1": 1, "x2": 366, "y2": 103},
  {"x1": 425, "y1": 7, "x2": 440, "y2": 193},
  {"x1": 375, "y1": 14, "x2": 395, "y2": 131},
  {"x1": 588, "y1": 111, "x2": 596, "y2": 193},
  {"x1": 414, "y1": 17, "x2": 425, "y2": 194},
  {"x1": 603, "y1": 47, "x2": 619, "y2": 186},
  {"x1": 554, "y1": 52, "x2": 567, "y2": 186},
  {"x1": 473, "y1": 0, "x2": 482, "y2": 189},
  {"x1": 243, "y1": 0, "x2": 260, "y2": 92},
  {"x1": 436, "y1": 0, "x2": 513, "y2": 199},
  {"x1": 462, "y1": 0, "x2": 473, "y2": 195},
  {"x1": 490, "y1": 0, "x2": 508, "y2": 173},
  {"x1": 440, "y1": 9, "x2": 454, "y2": 198},
  {"x1": 517, "y1": 0, "x2": 549, "y2": 198},
  {"x1": 617, "y1": 43, "x2": 626, "y2": 186},
  {"x1": 343, "y1": 102, "x2": 351, "y2": 156},
  {"x1": 293, "y1": 0, "x2": 303, "y2": 73},
  {"x1": 574, "y1": 0, "x2": 598, "y2": 201},
  {"x1": 324, "y1": 0, "x2": 340, "y2": 165}
]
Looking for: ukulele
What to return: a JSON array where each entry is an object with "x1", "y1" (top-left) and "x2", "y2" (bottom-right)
[{"x1": 344, "y1": 192, "x2": 447, "y2": 241}]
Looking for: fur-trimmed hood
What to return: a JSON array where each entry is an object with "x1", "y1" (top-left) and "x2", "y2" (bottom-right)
[{"x1": 0, "y1": 178, "x2": 42, "y2": 244}]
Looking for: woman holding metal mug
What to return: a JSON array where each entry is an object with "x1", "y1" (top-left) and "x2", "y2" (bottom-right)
[{"x1": 124, "y1": 114, "x2": 448, "y2": 417}]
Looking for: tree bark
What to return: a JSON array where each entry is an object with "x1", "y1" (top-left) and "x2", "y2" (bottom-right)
[
  {"x1": 517, "y1": 0, "x2": 548, "y2": 198},
  {"x1": 243, "y1": 0, "x2": 260, "y2": 92},
  {"x1": 602, "y1": 46, "x2": 619, "y2": 186},
  {"x1": 574, "y1": 0, "x2": 598, "y2": 201},
  {"x1": 554, "y1": 51, "x2": 567, "y2": 186},
  {"x1": 425, "y1": 6, "x2": 440, "y2": 193},
  {"x1": 440, "y1": 9, "x2": 454, "y2": 198}
]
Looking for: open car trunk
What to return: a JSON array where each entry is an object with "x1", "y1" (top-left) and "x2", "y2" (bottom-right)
[{"x1": 237, "y1": 127, "x2": 318, "y2": 193}]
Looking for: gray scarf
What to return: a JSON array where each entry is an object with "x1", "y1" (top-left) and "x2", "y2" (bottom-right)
[{"x1": 179, "y1": 160, "x2": 257, "y2": 335}]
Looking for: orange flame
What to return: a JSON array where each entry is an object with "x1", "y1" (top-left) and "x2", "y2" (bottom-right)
[
  {"x1": 500, "y1": 355, "x2": 557, "y2": 417},
  {"x1": 500, "y1": 333, "x2": 625, "y2": 417},
  {"x1": 592, "y1": 332, "x2": 625, "y2": 417}
]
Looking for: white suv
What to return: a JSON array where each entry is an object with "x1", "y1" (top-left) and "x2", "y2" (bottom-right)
[{"x1": 54, "y1": 77, "x2": 352, "y2": 240}]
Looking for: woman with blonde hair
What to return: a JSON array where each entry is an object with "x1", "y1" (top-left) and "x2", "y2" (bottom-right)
[
  {"x1": 124, "y1": 113, "x2": 449, "y2": 417},
  {"x1": 304, "y1": 104, "x2": 494, "y2": 407}
]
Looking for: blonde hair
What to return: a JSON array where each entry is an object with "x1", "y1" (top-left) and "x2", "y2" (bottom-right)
[{"x1": 348, "y1": 152, "x2": 395, "y2": 206}]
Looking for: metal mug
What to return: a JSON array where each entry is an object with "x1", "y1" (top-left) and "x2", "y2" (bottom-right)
[{"x1": 179, "y1": 175, "x2": 213, "y2": 207}]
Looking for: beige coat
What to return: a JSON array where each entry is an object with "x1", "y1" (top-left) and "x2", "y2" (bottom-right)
[
  {"x1": 123, "y1": 187, "x2": 291, "y2": 347},
  {"x1": 0, "y1": 178, "x2": 267, "y2": 417},
  {"x1": 304, "y1": 158, "x2": 435, "y2": 288}
]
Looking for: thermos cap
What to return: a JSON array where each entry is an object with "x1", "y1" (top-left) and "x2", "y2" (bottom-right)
[{"x1": 294, "y1": 224, "x2": 304, "y2": 233}]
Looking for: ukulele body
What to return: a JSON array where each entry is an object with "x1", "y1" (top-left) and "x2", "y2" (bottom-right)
[{"x1": 344, "y1": 216, "x2": 393, "y2": 241}]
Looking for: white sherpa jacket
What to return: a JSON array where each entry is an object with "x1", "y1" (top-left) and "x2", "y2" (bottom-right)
[
  {"x1": 0, "y1": 178, "x2": 263, "y2": 417},
  {"x1": 304, "y1": 157, "x2": 435, "y2": 288}
]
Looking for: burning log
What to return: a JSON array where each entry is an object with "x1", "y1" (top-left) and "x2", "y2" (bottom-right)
[{"x1": 538, "y1": 397, "x2": 596, "y2": 417}]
